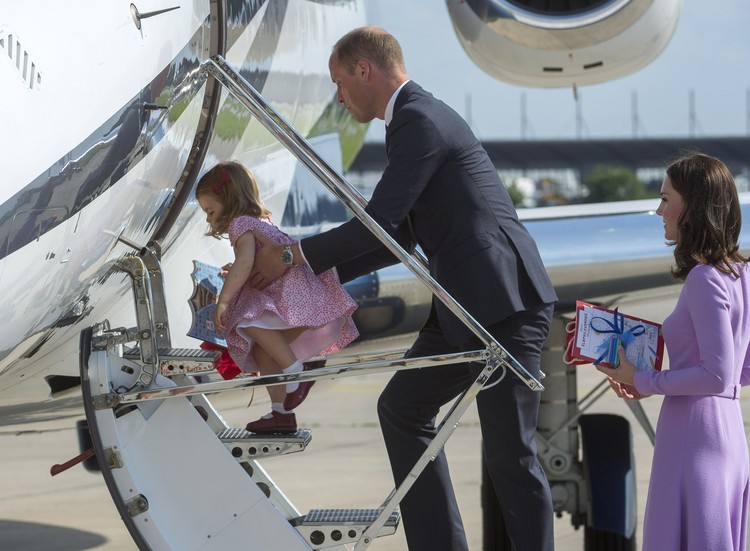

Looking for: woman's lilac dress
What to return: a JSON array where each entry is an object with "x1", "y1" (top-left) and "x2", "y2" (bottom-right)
[{"x1": 634, "y1": 263, "x2": 750, "y2": 550}]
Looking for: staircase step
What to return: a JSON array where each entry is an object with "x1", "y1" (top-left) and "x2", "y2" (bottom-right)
[
  {"x1": 292, "y1": 508, "x2": 400, "y2": 548},
  {"x1": 218, "y1": 428, "x2": 312, "y2": 460}
]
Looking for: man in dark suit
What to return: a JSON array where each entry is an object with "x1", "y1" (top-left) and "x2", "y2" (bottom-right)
[{"x1": 251, "y1": 26, "x2": 557, "y2": 551}]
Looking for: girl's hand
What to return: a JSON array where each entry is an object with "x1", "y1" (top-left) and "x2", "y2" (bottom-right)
[
  {"x1": 219, "y1": 263, "x2": 233, "y2": 278},
  {"x1": 608, "y1": 378, "x2": 644, "y2": 400},
  {"x1": 214, "y1": 302, "x2": 228, "y2": 334},
  {"x1": 595, "y1": 345, "x2": 637, "y2": 386}
]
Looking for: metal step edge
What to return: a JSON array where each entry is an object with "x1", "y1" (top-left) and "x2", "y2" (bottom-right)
[
  {"x1": 218, "y1": 428, "x2": 312, "y2": 444},
  {"x1": 295, "y1": 508, "x2": 401, "y2": 526}
]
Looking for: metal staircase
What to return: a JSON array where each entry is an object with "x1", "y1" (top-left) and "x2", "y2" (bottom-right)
[{"x1": 77, "y1": 55, "x2": 544, "y2": 550}]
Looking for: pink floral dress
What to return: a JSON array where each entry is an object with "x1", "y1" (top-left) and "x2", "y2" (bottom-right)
[{"x1": 224, "y1": 215, "x2": 358, "y2": 372}]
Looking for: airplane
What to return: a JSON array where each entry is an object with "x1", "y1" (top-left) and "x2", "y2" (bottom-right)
[{"x1": 0, "y1": 0, "x2": 734, "y2": 549}]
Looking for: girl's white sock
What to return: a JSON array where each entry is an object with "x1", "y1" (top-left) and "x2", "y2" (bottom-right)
[
  {"x1": 283, "y1": 360, "x2": 304, "y2": 393},
  {"x1": 270, "y1": 402, "x2": 289, "y2": 416}
]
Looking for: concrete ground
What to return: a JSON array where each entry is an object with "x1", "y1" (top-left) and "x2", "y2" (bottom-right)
[{"x1": 2, "y1": 285, "x2": 748, "y2": 550}]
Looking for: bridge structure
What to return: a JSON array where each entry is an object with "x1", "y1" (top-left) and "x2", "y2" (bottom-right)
[{"x1": 349, "y1": 136, "x2": 750, "y2": 183}]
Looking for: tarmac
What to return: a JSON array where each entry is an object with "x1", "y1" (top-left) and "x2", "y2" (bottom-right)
[{"x1": 2, "y1": 284, "x2": 750, "y2": 550}]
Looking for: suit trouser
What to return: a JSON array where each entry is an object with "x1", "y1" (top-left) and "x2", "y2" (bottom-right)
[{"x1": 377, "y1": 302, "x2": 555, "y2": 551}]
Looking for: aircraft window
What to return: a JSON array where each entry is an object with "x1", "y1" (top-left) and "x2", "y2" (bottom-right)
[
  {"x1": 2, "y1": 31, "x2": 40, "y2": 90},
  {"x1": 584, "y1": 61, "x2": 603, "y2": 70},
  {"x1": 543, "y1": 67, "x2": 563, "y2": 72}
]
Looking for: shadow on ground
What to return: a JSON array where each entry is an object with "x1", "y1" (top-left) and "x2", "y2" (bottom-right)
[{"x1": 0, "y1": 519, "x2": 108, "y2": 550}]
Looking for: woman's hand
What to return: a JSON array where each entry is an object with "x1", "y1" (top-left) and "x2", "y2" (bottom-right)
[
  {"x1": 595, "y1": 345, "x2": 637, "y2": 386},
  {"x1": 608, "y1": 378, "x2": 644, "y2": 400}
]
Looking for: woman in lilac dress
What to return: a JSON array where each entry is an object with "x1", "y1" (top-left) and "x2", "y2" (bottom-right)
[{"x1": 597, "y1": 153, "x2": 750, "y2": 550}]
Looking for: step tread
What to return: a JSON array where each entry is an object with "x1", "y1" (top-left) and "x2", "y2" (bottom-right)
[
  {"x1": 301, "y1": 508, "x2": 400, "y2": 526},
  {"x1": 218, "y1": 427, "x2": 312, "y2": 443}
]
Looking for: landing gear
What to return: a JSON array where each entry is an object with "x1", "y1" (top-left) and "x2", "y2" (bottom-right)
[
  {"x1": 482, "y1": 411, "x2": 638, "y2": 551},
  {"x1": 584, "y1": 524, "x2": 636, "y2": 551},
  {"x1": 482, "y1": 314, "x2": 644, "y2": 550},
  {"x1": 579, "y1": 414, "x2": 637, "y2": 551}
]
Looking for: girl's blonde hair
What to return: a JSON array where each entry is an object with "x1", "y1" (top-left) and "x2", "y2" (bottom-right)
[{"x1": 195, "y1": 161, "x2": 271, "y2": 239}]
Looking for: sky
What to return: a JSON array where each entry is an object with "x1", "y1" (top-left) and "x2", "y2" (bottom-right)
[{"x1": 364, "y1": 0, "x2": 750, "y2": 142}]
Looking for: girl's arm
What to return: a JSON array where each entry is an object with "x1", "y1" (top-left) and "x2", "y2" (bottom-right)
[{"x1": 214, "y1": 231, "x2": 256, "y2": 333}]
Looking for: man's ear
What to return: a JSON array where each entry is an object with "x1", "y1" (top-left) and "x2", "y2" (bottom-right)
[{"x1": 357, "y1": 60, "x2": 370, "y2": 79}]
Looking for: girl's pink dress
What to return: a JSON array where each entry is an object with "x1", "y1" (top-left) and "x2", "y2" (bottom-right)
[{"x1": 223, "y1": 215, "x2": 358, "y2": 372}]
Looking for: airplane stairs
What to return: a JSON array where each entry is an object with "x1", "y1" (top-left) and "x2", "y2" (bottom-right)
[
  {"x1": 83, "y1": 339, "x2": 401, "y2": 549},
  {"x1": 77, "y1": 55, "x2": 547, "y2": 550},
  {"x1": 79, "y1": 249, "x2": 408, "y2": 550},
  {"x1": 80, "y1": 245, "x2": 496, "y2": 550}
]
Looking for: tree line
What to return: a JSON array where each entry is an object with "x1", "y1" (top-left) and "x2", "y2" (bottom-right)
[{"x1": 505, "y1": 165, "x2": 660, "y2": 207}]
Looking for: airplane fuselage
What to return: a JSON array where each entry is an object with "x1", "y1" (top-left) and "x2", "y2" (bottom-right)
[{"x1": 0, "y1": 0, "x2": 366, "y2": 410}]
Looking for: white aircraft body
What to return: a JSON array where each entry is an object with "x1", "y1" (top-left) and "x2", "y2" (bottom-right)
[
  {"x1": 1, "y1": 0, "x2": 741, "y2": 549},
  {"x1": 0, "y1": 0, "x2": 366, "y2": 412}
]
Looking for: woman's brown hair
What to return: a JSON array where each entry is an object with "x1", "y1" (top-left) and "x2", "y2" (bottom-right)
[
  {"x1": 667, "y1": 152, "x2": 747, "y2": 280},
  {"x1": 195, "y1": 161, "x2": 270, "y2": 239}
]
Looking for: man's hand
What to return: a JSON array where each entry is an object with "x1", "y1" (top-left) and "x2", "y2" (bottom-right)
[{"x1": 248, "y1": 234, "x2": 290, "y2": 289}]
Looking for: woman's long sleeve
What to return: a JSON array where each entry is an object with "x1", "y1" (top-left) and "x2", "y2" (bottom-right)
[{"x1": 634, "y1": 267, "x2": 735, "y2": 396}]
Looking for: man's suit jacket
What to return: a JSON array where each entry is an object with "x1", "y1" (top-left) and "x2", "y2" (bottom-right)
[{"x1": 301, "y1": 81, "x2": 557, "y2": 345}]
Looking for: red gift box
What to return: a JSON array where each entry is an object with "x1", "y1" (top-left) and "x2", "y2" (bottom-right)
[{"x1": 563, "y1": 300, "x2": 664, "y2": 371}]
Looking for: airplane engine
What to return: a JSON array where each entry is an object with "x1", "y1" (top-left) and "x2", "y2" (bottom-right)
[
  {"x1": 446, "y1": 0, "x2": 682, "y2": 88},
  {"x1": 344, "y1": 265, "x2": 432, "y2": 340}
]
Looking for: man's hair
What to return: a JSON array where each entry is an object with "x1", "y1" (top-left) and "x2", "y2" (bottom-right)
[
  {"x1": 667, "y1": 152, "x2": 747, "y2": 279},
  {"x1": 332, "y1": 26, "x2": 405, "y2": 75}
]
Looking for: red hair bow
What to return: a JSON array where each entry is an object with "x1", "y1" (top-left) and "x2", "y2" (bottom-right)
[{"x1": 212, "y1": 169, "x2": 231, "y2": 194}]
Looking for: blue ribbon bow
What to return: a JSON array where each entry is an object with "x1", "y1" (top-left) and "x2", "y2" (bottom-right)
[{"x1": 589, "y1": 307, "x2": 645, "y2": 366}]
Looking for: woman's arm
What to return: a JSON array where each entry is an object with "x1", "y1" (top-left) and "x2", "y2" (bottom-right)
[{"x1": 634, "y1": 268, "x2": 733, "y2": 396}]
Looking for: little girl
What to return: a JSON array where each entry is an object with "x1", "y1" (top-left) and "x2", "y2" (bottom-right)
[{"x1": 195, "y1": 161, "x2": 359, "y2": 434}]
